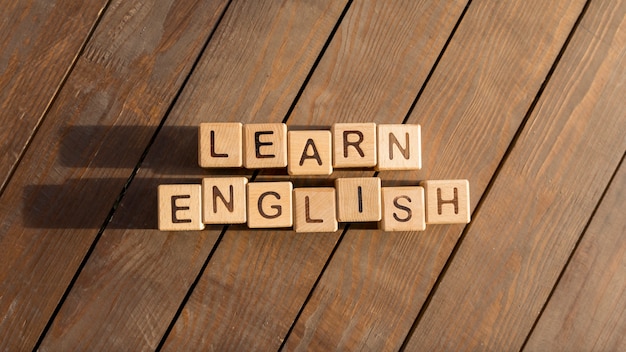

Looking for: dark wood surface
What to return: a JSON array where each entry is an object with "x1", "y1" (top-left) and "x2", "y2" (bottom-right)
[{"x1": 1, "y1": 0, "x2": 624, "y2": 350}]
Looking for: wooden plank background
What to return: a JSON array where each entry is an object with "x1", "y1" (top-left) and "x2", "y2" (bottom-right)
[{"x1": 0, "y1": 0, "x2": 624, "y2": 350}]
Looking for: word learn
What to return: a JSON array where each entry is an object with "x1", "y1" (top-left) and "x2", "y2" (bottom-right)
[{"x1": 158, "y1": 123, "x2": 470, "y2": 232}]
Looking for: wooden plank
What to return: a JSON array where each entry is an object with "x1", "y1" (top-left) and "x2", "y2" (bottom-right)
[
  {"x1": 283, "y1": 0, "x2": 589, "y2": 350},
  {"x1": 404, "y1": 0, "x2": 626, "y2": 349},
  {"x1": 0, "y1": 0, "x2": 230, "y2": 350},
  {"x1": 524, "y1": 158, "x2": 626, "y2": 351},
  {"x1": 0, "y1": 0, "x2": 106, "y2": 190},
  {"x1": 36, "y1": 0, "x2": 347, "y2": 350},
  {"x1": 159, "y1": 1, "x2": 468, "y2": 350}
]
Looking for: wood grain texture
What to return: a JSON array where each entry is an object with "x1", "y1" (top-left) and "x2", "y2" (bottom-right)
[
  {"x1": 160, "y1": 1, "x2": 467, "y2": 350},
  {"x1": 0, "y1": 0, "x2": 229, "y2": 350},
  {"x1": 0, "y1": 0, "x2": 106, "y2": 190},
  {"x1": 404, "y1": 0, "x2": 626, "y2": 349},
  {"x1": 37, "y1": 0, "x2": 346, "y2": 350},
  {"x1": 524, "y1": 158, "x2": 626, "y2": 351},
  {"x1": 284, "y1": 0, "x2": 588, "y2": 350}
]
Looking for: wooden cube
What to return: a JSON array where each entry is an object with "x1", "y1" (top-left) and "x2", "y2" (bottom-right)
[
  {"x1": 158, "y1": 184, "x2": 204, "y2": 231},
  {"x1": 288, "y1": 130, "x2": 333, "y2": 175},
  {"x1": 421, "y1": 179, "x2": 470, "y2": 224},
  {"x1": 293, "y1": 188, "x2": 338, "y2": 233},
  {"x1": 243, "y1": 123, "x2": 288, "y2": 168},
  {"x1": 380, "y1": 186, "x2": 426, "y2": 231},
  {"x1": 198, "y1": 122, "x2": 243, "y2": 168},
  {"x1": 377, "y1": 124, "x2": 421, "y2": 170},
  {"x1": 202, "y1": 177, "x2": 248, "y2": 224},
  {"x1": 247, "y1": 181, "x2": 293, "y2": 228},
  {"x1": 332, "y1": 123, "x2": 377, "y2": 168},
  {"x1": 335, "y1": 177, "x2": 382, "y2": 222}
]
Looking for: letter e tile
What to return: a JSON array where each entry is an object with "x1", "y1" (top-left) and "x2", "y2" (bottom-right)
[
  {"x1": 243, "y1": 123, "x2": 288, "y2": 168},
  {"x1": 158, "y1": 184, "x2": 204, "y2": 231}
]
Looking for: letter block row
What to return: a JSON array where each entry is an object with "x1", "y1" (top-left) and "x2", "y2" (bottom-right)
[
  {"x1": 198, "y1": 122, "x2": 421, "y2": 173},
  {"x1": 158, "y1": 178, "x2": 470, "y2": 232}
]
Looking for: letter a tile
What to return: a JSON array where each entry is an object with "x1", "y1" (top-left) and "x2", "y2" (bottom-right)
[
  {"x1": 335, "y1": 177, "x2": 381, "y2": 222},
  {"x1": 420, "y1": 179, "x2": 470, "y2": 224},
  {"x1": 377, "y1": 124, "x2": 421, "y2": 170},
  {"x1": 202, "y1": 177, "x2": 248, "y2": 224},
  {"x1": 243, "y1": 123, "x2": 288, "y2": 168},
  {"x1": 380, "y1": 186, "x2": 426, "y2": 231},
  {"x1": 293, "y1": 188, "x2": 338, "y2": 233},
  {"x1": 288, "y1": 130, "x2": 333, "y2": 175},
  {"x1": 332, "y1": 123, "x2": 377, "y2": 168},
  {"x1": 158, "y1": 184, "x2": 204, "y2": 231},
  {"x1": 198, "y1": 122, "x2": 243, "y2": 168},
  {"x1": 247, "y1": 182, "x2": 293, "y2": 228}
]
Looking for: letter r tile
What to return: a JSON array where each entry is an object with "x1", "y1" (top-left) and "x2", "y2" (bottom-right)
[{"x1": 332, "y1": 123, "x2": 377, "y2": 168}]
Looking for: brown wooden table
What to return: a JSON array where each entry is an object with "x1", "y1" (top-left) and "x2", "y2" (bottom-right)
[{"x1": 1, "y1": 0, "x2": 625, "y2": 350}]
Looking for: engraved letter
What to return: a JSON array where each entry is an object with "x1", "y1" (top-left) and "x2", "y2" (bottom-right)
[
  {"x1": 299, "y1": 139, "x2": 322, "y2": 166},
  {"x1": 171, "y1": 195, "x2": 192, "y2": 223},
  {"x1": 210, "y1": 130, "x2": 228, "y2": 158},
  {"x1": 437, "y1": 187, "x2": 459, "y2": 215},
  {"x1": 212, "y1": 185, "x2": 234, "y2": 213},
  {"x1": 255, "y1": 131, "x2": 275, "y2": 158},
  {"x1": 357, "y1": 186, "x2": 363, "y2": 213},
  {"x1": 392, "y1": 195, "x2": 412, "y2": 222},
  {"x1": 389, "y1": 132, "x2": 410, "y2": 160},
  {"x1": 258, "y1": 191, "x2": 282, "y2": 219},
  {"x1": 305, "y1": 196, "x2": 323, "y2": 223},
  {"x1": 343, "y1": 130, "x2": 365, "y2": 158}
]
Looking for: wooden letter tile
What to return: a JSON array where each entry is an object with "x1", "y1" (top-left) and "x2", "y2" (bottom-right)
[
  {"x1": 332, "y1": 123, "x2": 377, "y2": 168},
  {"x1": 247, "y1": 181, "x2": 293, "y2": 228},
  {"x1": 377, "y1": 124, "x2": 421, "y2": 170},
  {"x1": 380, "y1": 186, "x2": 426, "y2": 231},
  {"x1": 243, "y1": 123, "x2": 288, "y2": 168},
  {"x1": 202, "y1": 177, "x2": 248, "y2": 224},
  {"x1": 335, "y1": 177, "x2": 382, "y2": 222},
  {"x1": 420, "y1": 179, "x2": 470, "y2": 224},
  {"x1": 198, "y1": 122, "x2": 243, "y2": 168},
  {"x1": 293, "y1": 188, "x2": 338, "y2": 233},
  {"x1": 288, "y1": 130, "x2": 333, "y2": 175},
  {"x1": 158, "y1": 184, "x2": 204, "y2": 231}
]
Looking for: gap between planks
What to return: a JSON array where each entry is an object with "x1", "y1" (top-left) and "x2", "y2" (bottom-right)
[
  {"x1": 398, "y1": 1, "x2": 594, "y2": 348},
  {"x1": 32, "y1": 1, "x2": 234, "y2": 349}
]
